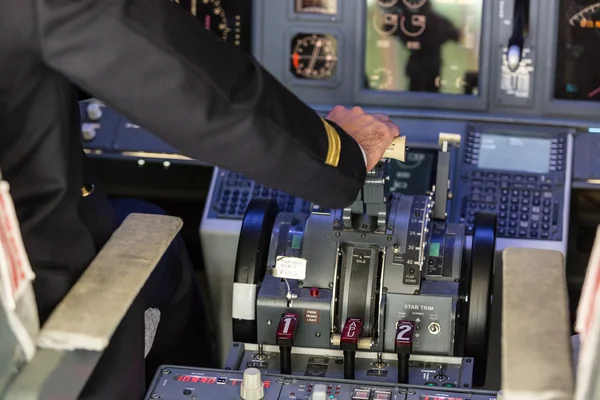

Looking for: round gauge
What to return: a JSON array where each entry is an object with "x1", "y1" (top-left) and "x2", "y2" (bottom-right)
[
  {"x1": 400, "y1": 14, "x2": 427, "y2": 37},
  {"x1": 368, "y1": 67, "x2": 394, "y2": 90},
  {"x1": 402, "y1": 0, "x2": 427, "y2": 9},
  {"x1": 194, "y1": 0, "x2": 231, "y2": 41},
  {"x1": 290, "y1": 34, "x2": 338, "y2": 80},
  {"x1": 295, "y1": 0, "x2": 337, "y2": 15},
  {"x1": 378, "y1": 0, "x2": 399, "y2": 7},
  {"x1": 373, "y1": 12, "x2": 400, "y2": 35},
  {"x1": 568, "y1": 2, "x2": 600, "y2": 28}
]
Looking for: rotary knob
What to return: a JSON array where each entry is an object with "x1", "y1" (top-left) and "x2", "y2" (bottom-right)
[
  {"x1": 81, "y1": 123, "x2": 97, "y2": 142},
  {"x1": 86, "y1": 103, "x2": 103, "y2": 121},
  {"x1": 240, "y1": 368, "x2": 264, "y2": 400},
  {"x1": 309, "y1": 384, "x2": 328, "y2": 400}
]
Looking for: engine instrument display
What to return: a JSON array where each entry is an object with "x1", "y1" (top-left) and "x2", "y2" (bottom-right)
[
  {"x1": 364, "y1": 0, "x2": 483, "y2": 95},
  {"x1": 290, "y1": 33, "x2": 339, "y2": 80},
  {"x1": 554, "y1": 1, "x2": 600, "y2": 102},
  {"x1": 295, "y1": 0, "x2": 337, "y2": 15},
  {"x1": 388, "y1": 149, "x2": 437, "y2": 195},
  {"x1": 175, "y1": 0, "x2": 252, "y2": 50}
]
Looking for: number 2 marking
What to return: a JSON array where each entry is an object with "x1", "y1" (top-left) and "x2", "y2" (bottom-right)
[{"x1": 397, "y1": 324, "x2": 413, "y2": 341}]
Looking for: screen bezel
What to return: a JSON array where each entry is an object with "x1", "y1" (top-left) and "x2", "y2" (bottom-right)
[
  {"x1": 288, "y1": 0, "x2": 343, "y2": 22},
  {"x1": 353, "y1": 0, "x2": 493, "y2": 111},
  {"x1": 541, "y1": 0, "x2": 600, "y2": 119}
]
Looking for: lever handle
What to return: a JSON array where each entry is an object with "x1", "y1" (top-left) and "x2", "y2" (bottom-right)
[
  {"x1": 395, "y1": 320, "x2": 415, "y2": 384},
  {"x1": 276, "y1": 313, "x2": 298, "y2": 346},
  {"x1": 341, "y1": 317, "x2": 363, "y2": 380},
  {"x1": 341, "y1": 317, "x2": 363, "y2": 350},
  {"x1": 395, "y1": 320, "x2": 415, "y2": 354},
  {"x1": 276, "y1": 313, "x2": 298, "y2": 375},
  {"x1": 383, "y1": 136, "x2": 407, "y2": 162}
]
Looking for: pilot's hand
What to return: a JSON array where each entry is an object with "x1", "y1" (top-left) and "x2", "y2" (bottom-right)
[{"x1": 326, "y1": 106, "x2": 399, "y2": 171}]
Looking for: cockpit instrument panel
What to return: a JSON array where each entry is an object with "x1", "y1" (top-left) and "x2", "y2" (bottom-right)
[
  {"x1": 554, "y1": 0, "x2": 600, "y2": 102},
  {"x1": 175, "y1": 0, "x2": 253, "y2": 50},
  {"x1": 364, "y1": 0, "x2": 483, "y2": 95}
]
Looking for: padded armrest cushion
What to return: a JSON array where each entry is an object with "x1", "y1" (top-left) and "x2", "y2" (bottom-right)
[
  {"x1": 36, "y1": 213, "x2": 182, "y2": 352},
  {"x1": 501, "y1": 248, "x2": 574, "y2": 400}
]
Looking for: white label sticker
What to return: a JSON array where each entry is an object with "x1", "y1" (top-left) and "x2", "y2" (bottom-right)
[
  {"x1": 0, "y1": 181, "x2": 35, "y2": 310},
  {"x1": 273, "y1": 256, "x2": 307, "y2": 280}
]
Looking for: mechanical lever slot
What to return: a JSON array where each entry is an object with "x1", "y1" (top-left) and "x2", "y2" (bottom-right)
[{"x1": 507, "y1": 0, "x2": 530, "y2": 72}]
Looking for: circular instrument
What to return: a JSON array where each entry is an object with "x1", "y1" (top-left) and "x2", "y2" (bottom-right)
[
  {"x1": 232, "y1": 199, "x2": 280, "y2": 344},
  {"x1": 194, "y1": 0, "x2": 231, "y2": 41},
  {"x1": 461, "y1": 212, "x2": 497, "y2": 388},
  {"x1": 568, "y1": 2, "x2": 600, "y2": 29},
  {"x1": 400, "y1": 14, "x2": 427, "y2": 37},
  {"x1": 368, "y1": 67, "x2": 394, "y2": 90},
  {"x1": 290, "y1": 34, "x2": 339, "y2": 80}
]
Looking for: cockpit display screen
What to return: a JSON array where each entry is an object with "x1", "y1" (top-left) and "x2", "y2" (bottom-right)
[
  {"x1": 364, "y1": 0, "x2": 483, "y2": 95},
  {"x1": 554, "y1": 1, "x2": 600, "y2": 101},
  {"x1": 175, "y1": 0, "x2": 253, "y2": 51}
]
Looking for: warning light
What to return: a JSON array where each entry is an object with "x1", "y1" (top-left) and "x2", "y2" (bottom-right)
[{"x1": 174, "y1": 375, "x2": 271, "y2": 388}]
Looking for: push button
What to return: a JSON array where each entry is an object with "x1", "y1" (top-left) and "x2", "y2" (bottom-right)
[
  {"x1": 352, "y1": 388, "x2": 371, "y2": 399},
  {"x1": 373, "y1": 390, "x2": 392, "y2": 399}
]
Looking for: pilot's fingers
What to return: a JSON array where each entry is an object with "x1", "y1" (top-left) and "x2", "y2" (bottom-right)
[
  {"x1": 373, "y1": 113, "x2": 391, "y2": 122},
  {"x1": 327, "y1": 105, "x2": 347, "y2": 118},
  {"x1": 384, "y1": 121, "x2": 401, "y2": 138}
]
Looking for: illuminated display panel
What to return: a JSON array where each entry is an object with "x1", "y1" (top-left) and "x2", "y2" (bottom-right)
[
  {"x1": 364, "y1": 0, "x2": 483, "y2": 96},
  {"x1": 554, "y1": 1, "x2": 600, "y2": 101},
  {"x1": 477, "y1": 134, "x2": 552, "y2": 174},
  {"x1": 174, "y1": 375, "x2": 272, "y2": 388},
  {"x1": 174, "y1": 0, "x2": 253, "y2": 50},
  {"x1": 420, "y1": 397, "x2": 463, "y2": 400}
]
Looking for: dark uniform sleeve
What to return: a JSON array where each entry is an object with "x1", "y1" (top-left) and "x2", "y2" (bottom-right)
[{"x1": 34, "y1": 0, "x2": 366, "y2": 208}]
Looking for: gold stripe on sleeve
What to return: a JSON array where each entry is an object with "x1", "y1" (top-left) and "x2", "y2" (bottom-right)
[{"x1": 321, "y1": 118, "x2": 341, "y2": 167}]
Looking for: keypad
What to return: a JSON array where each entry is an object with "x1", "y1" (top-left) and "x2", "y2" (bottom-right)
[
  {"x1": 462, "y1": 171, "x2": 560, "y2": 240},
  {"x1": 211, "y1": 172, "x2": 312, "y2": 219}
]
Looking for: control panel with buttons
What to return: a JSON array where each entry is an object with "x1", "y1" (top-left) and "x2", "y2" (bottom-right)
[
  {"x1": 454, "y1": 128, "x2": 568, "y2": 241},
  {"x1": 206, "y1": 147, "x2": 440, "y2": 221},
  {"x1": 207, "y1": 170, "x2": 312, "y2": 219},
  {"x1": 79, "y1": 102, "x2": 192, "y2": 158},
  {"x1": 79, "y1": 102, "x2": 121, "y2": 151},
  {"x1": 145, "y1": 366, "x2": 497, "y2": 400}
]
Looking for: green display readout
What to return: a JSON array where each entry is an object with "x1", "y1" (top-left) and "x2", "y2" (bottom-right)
[
  {"x1": 429, "y1": 242, "x2": 441, "y2": 257},
  {"x1": 292, "y1": 234, "x2": 302, "y2": 250}
]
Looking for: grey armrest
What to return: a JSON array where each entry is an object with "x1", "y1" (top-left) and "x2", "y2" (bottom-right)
[
  {"x1": 4, "y1": 213, "x2": 182, "y2": 400},
  {"x1": 501, "y1": 248, "x2": 574, "y2": 400}
]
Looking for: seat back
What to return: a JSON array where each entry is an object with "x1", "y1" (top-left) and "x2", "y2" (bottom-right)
[
  {"x1": 0, "y1": 213, "x2": 183, "y2": 399},
  {"x1": 501, "y1": 247, "x2": 574, "y2": 400}
]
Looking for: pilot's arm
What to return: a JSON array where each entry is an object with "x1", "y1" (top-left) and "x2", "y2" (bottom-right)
[{"x1": 35, "y1": 0, "x2": 367, "y2": 208}]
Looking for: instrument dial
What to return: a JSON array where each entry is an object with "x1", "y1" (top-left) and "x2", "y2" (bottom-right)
[
  {"x1": 400, "y1": 14, "x2": 427, "y2": 37},
  {"x1": 368, "y1": 67, "x2": 394, "y2": 90},
  {"x1": 290, "y1": 34, "x2": 339, "y2": 80},
  {"x1": 568, "y1": 2, "x2": 600, "y2": 29},
  {"x1": 190, "y1": 0, "x2": 231, "y2": 42}
]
